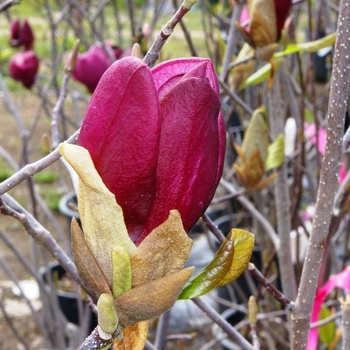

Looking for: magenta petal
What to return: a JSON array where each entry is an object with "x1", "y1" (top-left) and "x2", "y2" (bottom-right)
[
  {"x1": 151, "y1": 57, "x2": 220, "y2": 97},
  {"x1": 308, "y1": 266, "x2": 350, "y2": 349},
  {"x1": 78, "y1": 57, "x2": 161, "y2": 243},
  {"x1": 137, "y1": 76, "x2": 222, "y2": 244}
]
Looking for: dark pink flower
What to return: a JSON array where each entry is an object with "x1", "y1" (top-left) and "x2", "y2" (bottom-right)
[
  {"x1": 9, "y1": 19, "x2": 34, "y2": 50},
  {"x1": 78, "y1": 56, "x2": 226, "y2": 245},
  {"x1": 72, "y1": 44, "x2": 114, "y2": 93},
  {"x1": 9, "y1": 50, "x2": 39, "y2": 89},
  {"x1": 274, "y1": 0, "x2": 292, "y2": 41}
]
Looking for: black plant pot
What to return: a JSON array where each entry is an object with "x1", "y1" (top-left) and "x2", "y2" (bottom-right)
[
  {"x1": 40, "y1": 262, "x2": 97, "y2": 334},
  {"x1": 58, "y1": 192, "x2": 81, "y2": 230}
]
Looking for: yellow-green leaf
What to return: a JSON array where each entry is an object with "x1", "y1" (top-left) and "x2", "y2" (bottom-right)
[
  {"x1": 178, "y1": 229, "x2": 255, "y2": 299},
  {"x1": 130, "y1": 210, "x2": 192, "y2": 287},
  {"x1": 240, "y1": 58, "x2": 282, "y2": 89},
  {"x1": 274, "y1": 33, "x2": 336, "y2": 58},
  {"x1": 318, "y1": 306, "x2": 336, "y2": 345},
  {"x1": 178, "y1": 231, "x2": 235, "y2": 299},
  {"x1": 59, "y1": 143, "x2": 136, "y2": 287},
  {"x1": 217, "y1": 229, "x2": 255, "y2": 286},
  {"x1": 265, "y1": 134, "x2": 285, "y2": 171},
  {"x1": 112, "y1": 246, "x2": 132, "y2": 299}
]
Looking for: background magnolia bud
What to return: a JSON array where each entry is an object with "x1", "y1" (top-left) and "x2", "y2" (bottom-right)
[
  {"x1": 9, "y1": 50, "x2": 39, "y2": 89},
  {"x1": 9, "y1": 19, "x2": 34, "y2": 50},
  {"x1": 72, "y1": 44, "x2": 114, "y2": 93}
]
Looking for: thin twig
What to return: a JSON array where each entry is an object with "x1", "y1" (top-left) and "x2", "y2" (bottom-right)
[
  {"x1": 0, "y1": 129, "x2": 80, "y2": 196},
  {"x1": 154, "y1": 310, "x2": 171, "y2": 350},
  {"x1": 202, "y1": 212, "x2": 226, "y2": 243},
  {"x1": 0, "y1": 0, "x2": 19, "y2": 12},
  {"x1": 248, "y1": 263, "x2": 295, "y2": 310},
  {"x1": 143, "y1": 0, "x2": 197, "y2": 67},
  {"x1": 192, "y1": 297, "x2": 255, "y2": 350},
  {"x1": 0, "y1": 194, "x2": 81, "y2": 286},
  {"x1": 220, "y1": 178, "x2": 280, "y2": 249}
]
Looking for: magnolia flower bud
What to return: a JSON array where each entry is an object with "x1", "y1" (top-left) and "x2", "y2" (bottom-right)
[
  {"x1": 9, "y1": 50, "x2": 39, "y2": 89},
  {"x1": 78, "y1": 56, "x2": 226, "y2": 244},
  {"x1": 9, "y1": 19, "x2": 34, "y2": 50},
  {"x1": 72, "y1": 44, "x2": 114, "y2": 93}
]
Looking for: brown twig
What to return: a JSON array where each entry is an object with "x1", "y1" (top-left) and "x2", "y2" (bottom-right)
[
  {"x1": 248, "y1": 263, "x2": 295, "y2": 310},
  {"x1": 143, "y1": 0, "x2": 197, "y2": 67}
]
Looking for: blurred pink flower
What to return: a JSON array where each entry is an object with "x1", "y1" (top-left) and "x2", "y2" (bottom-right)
[
  {"x1": 308, "y1": 266, "x2": 350, "y2": 349},
  {"x1": 9, "y1": 50, "x2": 39, "y2": 89},
  {"x1": 78, "y1": 56, "x2": 226, "y2": 244},
  {"x1": 305, "y1": 123, "x2": 347, "y2": 184},
  {"x1": 72, "y1": 44, "x2": 114, "y2": 93}
]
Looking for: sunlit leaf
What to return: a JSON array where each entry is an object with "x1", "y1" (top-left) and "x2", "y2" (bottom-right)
[
  {"x1": 318, "y1": 306, "x2": 336, "y2": 345},
  {"x1": 113, "y1": 321, "x2": 148, "y2": 350},
  {"x1": 115, "y1": 267, "x2": 194, "y2": 326},
  {"x1": 177, "y1": 231, "x2": 235, "y2": 299},
  {"x1": 130, "y1": 210, "x2": 192, "y2": 287},
  {"x1": 178, "y1": 229, "x2": 255, "y2": 299},
  {"x1": 59, "y1": 143, "x2": 136, "y2": 287},
  {"x1": 217, "y1": 229, "x2": 255, "y2": 286},
  {"x1": 266, "y1": 134, "x2": 285, "y2": 171}
]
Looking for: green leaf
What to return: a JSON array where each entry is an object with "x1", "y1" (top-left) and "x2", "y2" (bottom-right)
[
  {"x1": 274, "y1": 33, "x2": 335, "y2": 58},
  {"x1": 178, "y1": 229, "x2": 255, "y2": 299},
  {"x1": 240, "y1": 58, "x2": 282, "y2": 89},
  {"x1": 265, "y1": 134, "x2": 285, "y2": 171},
  {"x1": 318, "y1": 306, "x2": 336, "y2": 345}
]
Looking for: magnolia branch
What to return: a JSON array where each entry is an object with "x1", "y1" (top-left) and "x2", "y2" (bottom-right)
[
  {"x1": 291, "y1": 0, "x2": 350, "y2": 347},
  {"x1": 0, "y1": 129, "x2": 80, "y2": 196},
  {"x1": 143, "y1": 0, "x2": 197, "y2": 67},
  {"x1": 0, "y1": 193, "x2": 81, "y2": 286}
]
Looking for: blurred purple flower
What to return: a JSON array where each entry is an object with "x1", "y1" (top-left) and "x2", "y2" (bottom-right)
[
  {"x1": 9, "y1": 50, "x2": 39, "y2": 89},
  {"x1": 9, "y1": 19, "x2": 34, "y2": 50},
  {"x1": 72, "y1": 44, "x2": 114, "y2": 93}
]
